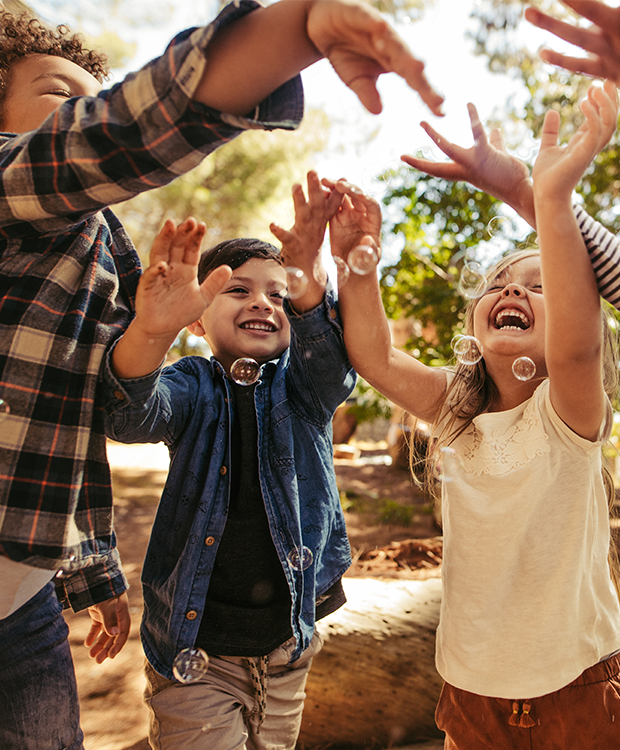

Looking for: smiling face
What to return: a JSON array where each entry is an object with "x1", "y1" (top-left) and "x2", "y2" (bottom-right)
[
  {"x1": 190, "y1": 258, "x2": 290, "y2": 374},
  {"x1": 472, "y1": 254, "x2": 546, "y2": 372},
  {"x1": 1, "y1": 53, "x2": 101, "y2": 133}
]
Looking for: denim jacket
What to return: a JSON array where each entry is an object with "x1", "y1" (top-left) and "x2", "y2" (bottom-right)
[{"x1": 102, "y1": 287, "x2": 356, "y2": 677}]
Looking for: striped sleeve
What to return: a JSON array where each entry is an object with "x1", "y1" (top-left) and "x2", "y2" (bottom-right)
[{"x1": 574, "y1": 203, "x2": 620, "y2": 309}]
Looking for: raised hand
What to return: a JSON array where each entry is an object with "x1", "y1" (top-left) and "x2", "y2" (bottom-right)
[
  {"x1": 401, "y1": 103, "x2": 536, "y2": 226},
  {"x1": 307, "y1": 0, "x2": 444, "y2": 116},
  {"x1": 532, "y1": 80, "x2": 619, "y2": 199},
  {"x1": 270, "y1": 170, "x2": 343, "y2": 312},
  {"x1": 111, "y1": 217, "x2": 232, "y2": 379},
  {"x1": 323, "y1": 178, "x2": 383, "y2": 263},
  {"x1": 133, "y1": 217, "x2": 231, "y2": 340},
  {"x1": 525, "y1": 0, "x2": 620, "y2": 85}
]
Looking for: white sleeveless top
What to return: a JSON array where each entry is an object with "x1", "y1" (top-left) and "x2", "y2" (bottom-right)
[{"x1": 436, "y1": 379, "x2": 620, "y2": 698}]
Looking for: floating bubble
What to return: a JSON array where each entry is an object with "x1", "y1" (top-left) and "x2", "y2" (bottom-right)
[
  {"x1": 312, "y1": 260, "x2": 328, "y2": 288},
  {"x1": 230, "y1": 358, "x2": 261, "y2": 386},
  {"x1": 288, "y1": 546, "x2": 314, "y2": 571},
  {"x1": 283, "y1": 267, "x2": 308, "y2": 300},
  {"x1": 487, "y1": 216, "x2": 519, "y2": 240},
  {"x1": 453, "y1": 335, "x2": 483, "y2": 366},
  {"x1": 450, "y1": 333, "x2": 465, "y2": 351},
  {"x1": 348, "y1": 245, "x2": 379, "y2": 275},
  {"x1": 512, "y1": 356, "x2": 536, "y2": 381},
  {"x1": 172, "y1": 647, "x2": 209, "y2": 684},
  {"x1": 0, "y1": 398, "x2": 9, "y2": 417},
  {"x1": 434, "y1": 446, "x2": 458, "y2": 483},
  {"x1": 333, "y1": 256, "x2": 350, "y2": 286},
  {"x1": 458, "y1": 261, "x2": 486, "y2": 299}
]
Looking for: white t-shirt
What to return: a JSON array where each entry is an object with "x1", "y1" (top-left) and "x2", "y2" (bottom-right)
[
  {"x1": 0, "y1": 556, "x2": 55, "y2": 619},
  {"x1": 436, "y1": 379, "x2": 620, "y2": 698}
]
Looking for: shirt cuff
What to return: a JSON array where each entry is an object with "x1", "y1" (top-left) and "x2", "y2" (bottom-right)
[{"x1": 55, "y1": 547, "x2": 128, "y2": 612}]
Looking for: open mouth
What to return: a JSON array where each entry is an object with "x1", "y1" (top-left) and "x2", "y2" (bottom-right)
[
  {"x1": 494, "y1": 309, "x2": 531, "y2": 331},
  {"x1": 240, "y1": 321, "x2": 277, "y2": 333}
]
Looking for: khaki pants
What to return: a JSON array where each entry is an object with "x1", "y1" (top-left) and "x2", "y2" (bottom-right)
[
  {"x1": 436, "y1": 653, "x2": 620, "y2": 749},
  {"x1": 144, "y1": 632, "x2": 323, "y2": 750}
]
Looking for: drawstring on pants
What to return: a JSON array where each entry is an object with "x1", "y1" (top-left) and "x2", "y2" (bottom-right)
[
  {"x1": 508, "y1": 700, "x2": 535, "y2": 728},
  {"x1": 246, "y1": 655, "x2": 269, "y2": 732}
]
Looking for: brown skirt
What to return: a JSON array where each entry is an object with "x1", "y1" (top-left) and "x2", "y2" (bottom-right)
[{"x1": 436, "y1": 654, "x2": 620, "y2": 749}]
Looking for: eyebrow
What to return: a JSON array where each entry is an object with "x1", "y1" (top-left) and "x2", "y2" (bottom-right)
[
  {"x1": 228, "y1": 274, "x2": 284, "y2": 288},
  {"x1": 32, "y1": 72, "x2": 76, "y2": 85}
]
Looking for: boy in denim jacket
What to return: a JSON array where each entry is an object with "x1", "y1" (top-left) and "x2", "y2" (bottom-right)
[{"x1": 102, "y1": 172, "x2": 355, "y2": 749}]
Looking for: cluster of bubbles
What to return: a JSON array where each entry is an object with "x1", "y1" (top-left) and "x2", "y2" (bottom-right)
[
  {"x1": 172, "y1": 646, "x2": 210, "y2": 683},
  {"x1": 287, "y1": 546, "x2": 314, "y2": 571},
  {"x1": 230, "y1": 358, "x2": 262, "y2": 386},
  {"x1": 451, "y1": 334, "x2": 483, "y2": 366}
]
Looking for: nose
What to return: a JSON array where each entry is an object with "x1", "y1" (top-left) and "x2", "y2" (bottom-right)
[
  {"x1": 249, "y1": 292, "x2": 273, "y2": 312},
  {"x1": 502, "y1": 283, "x2": 524, "y2": 297}
]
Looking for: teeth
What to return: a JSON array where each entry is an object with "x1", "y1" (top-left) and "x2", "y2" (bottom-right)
[
  {"x1": 494, "y1": 309, "x2": 530, "y2": 330},
  {"x1": 241, "y1": 321, "x2": 274, "y2": 332}
]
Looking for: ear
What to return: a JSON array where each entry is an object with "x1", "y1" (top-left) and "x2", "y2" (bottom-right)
[{"x1": 186, "y1": 320, "x2": 205, "y2": 337}]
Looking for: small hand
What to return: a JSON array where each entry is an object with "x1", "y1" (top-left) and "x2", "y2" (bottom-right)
[
  {"x1": 525, "y1": 0, "x2": 620, "y2": 85},
  {"x1": 323, "y1": 178, "x2": 382, "y2": 262},
  {"x1": 270, "y1": 171, "x2": 342, "y2": 311},
  {"x1": 532, "y1": 80, "x2": 619, "y2": 198},
  {"x1": 85, "y1": 593, "x2": 131, "y2": 664},
  {"x1": 307, "y1": 0, "x2": 444, "y2": 116},
  {"x1": 401, "y1": 103, "x2": 535, "y2": 225},
  {"x1": 134, "y1": 218, "x2": 232, "y2": 339}
]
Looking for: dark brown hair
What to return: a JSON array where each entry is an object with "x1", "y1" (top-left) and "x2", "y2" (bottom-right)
[{"x1": 0, "y1": 10, "x2": 109, "y2": 127}]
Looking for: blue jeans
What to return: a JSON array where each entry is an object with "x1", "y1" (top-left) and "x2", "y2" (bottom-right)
[{"x1": 0, "y1": 582, "x2": 84, "y2": 750}]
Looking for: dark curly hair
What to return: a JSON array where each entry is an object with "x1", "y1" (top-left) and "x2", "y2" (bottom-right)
[{"x1": 0, "y1": 10, "x2": 109, "y2": 127}]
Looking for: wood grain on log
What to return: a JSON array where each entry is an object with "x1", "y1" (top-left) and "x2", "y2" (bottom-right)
[{"x1": 299, "y1": 577, "x2": 444, "y2": 748}]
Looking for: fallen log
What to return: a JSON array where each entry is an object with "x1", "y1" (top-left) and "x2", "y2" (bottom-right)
[{"x1": 300, "y1": 576, "x2": 444, "y2": 748}]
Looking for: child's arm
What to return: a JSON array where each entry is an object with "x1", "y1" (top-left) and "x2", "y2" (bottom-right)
[
  {"x1": 326, "y1": 179, "x2": 447, "y2": 421},
  {"x1": 195, "y1": 0, "x2": 444, "y2": 117},
  {"x1": 525, "y1": 0, "x2": 620, "y2": 85},
  {"x1": 402, "y1": 92, "x2": 620, "y2": 311},
  {"x1": 270, "y1": 170, "x2": 342, "y2": 314},
  {"x1": 533, "y1": 82, "x2": 619, "y2": 440},
  {"x1": 111, "y1": 219, "x2": 232, "y2": 380}
]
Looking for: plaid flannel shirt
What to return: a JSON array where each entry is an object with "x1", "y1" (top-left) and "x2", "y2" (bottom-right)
[{"x1": 0, "y1": 0, "x2": 303, "y2": 611}]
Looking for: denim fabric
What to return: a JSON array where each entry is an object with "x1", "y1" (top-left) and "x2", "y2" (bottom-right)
[
  {"x1": 103, "y1": 287, "x2": 355, "y2": 679},
  {"x1": 0, "y1": 582, "x2": 84, "y2": 750}
]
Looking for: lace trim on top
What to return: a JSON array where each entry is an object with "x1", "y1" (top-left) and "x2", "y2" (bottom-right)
[{"x1": 459, "y1": 395, "x2": 550, "y2": 477}]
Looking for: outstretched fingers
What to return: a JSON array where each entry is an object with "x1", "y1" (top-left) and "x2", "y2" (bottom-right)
[{"x1": 200, "y1": 265, "x2": 232, "y2": 307}]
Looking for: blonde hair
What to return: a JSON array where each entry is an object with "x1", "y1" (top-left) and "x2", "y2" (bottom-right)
[{"x1": 411, "y1": 249, "x2": 620, "y2": 595}]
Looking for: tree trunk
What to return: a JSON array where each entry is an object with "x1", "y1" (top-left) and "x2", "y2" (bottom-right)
[{"x1": 299, "y1": 577, "x2": 444, "y2": 748}]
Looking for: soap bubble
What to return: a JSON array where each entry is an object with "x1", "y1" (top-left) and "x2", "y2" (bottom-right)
[
  {"x1": 283, "y1": 267, "x2": 308, "y2": 300},
  {"x1": 434, "y1": 446, "x2": 458, "y2": 483},
  {"x1": 230, "y1": 358, "x2": 261, "y2": 386},
  {"x1": 312, "y1": 260, "x2": 328, "y2": 287},
  {"x1": 333, "y1": 256, "x2": 350, "y2": 286},
  {"x1": 487, "y1": 216, "x2": 519, "y2": 240},
  {"x1": 172, "y1": 647, "x2": 209, "y2": 683},
  {"x1": 458, "y1": 261, "x2": 486, "y2": 299},
  {"x1": 453, "y1": 335, "x2": 483, "y2": 366},
  {"x1": 348, "y1": 245, "x2": 378, "y2": 275},
  {"x1": 512, "y1": 356, "x2": 536, "y2": 381},
  {"x1": 288, "y1": 546, "x2": 314, "y2": 571}
]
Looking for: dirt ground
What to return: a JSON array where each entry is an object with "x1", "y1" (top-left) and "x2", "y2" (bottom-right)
[{"x1": 65, "y1": 438, "x2": 442, "y2": 750}]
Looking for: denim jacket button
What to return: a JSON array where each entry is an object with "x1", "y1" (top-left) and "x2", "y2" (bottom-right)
[
  {"x1": 186, "y1": 610, "x2": 198, "y2": 620},
  {"x1": 205, "y1": 536, "x2": 215, "y2": 546},
  {"x1": 329, "y1": 308, "x2": 337, "y2": 320},
  {"x1": 114, "y1": 390, "x2": 125, "y2": 400},
  {"x1": 219, "y1": 465, "x2": 227, "y2": 475}
]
